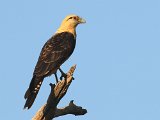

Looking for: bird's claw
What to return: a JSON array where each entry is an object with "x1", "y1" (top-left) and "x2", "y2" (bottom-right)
[
  {"x1": 60, "y1": 74, "x2": 75, "y2": 80},
  {"x1": 60, "y1": 73, "x2": 67, "y2": 80}
]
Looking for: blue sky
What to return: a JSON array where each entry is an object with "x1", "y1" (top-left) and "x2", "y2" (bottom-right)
[{"x1": 0, "y1": 0, "x2": 160, "y2": 120}]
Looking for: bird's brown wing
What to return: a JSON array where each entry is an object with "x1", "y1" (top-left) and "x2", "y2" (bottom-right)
[
  {"x1": 33, "y1": 32, "x2": 76, "y2": 77},
  {"x1": 24, "y1": 32, "x2": 75, "y2": 109}
]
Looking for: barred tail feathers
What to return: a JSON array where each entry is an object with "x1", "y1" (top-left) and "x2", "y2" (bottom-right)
[{"x1": 24, "y1": 76, "x2": 44, "y2": 109}]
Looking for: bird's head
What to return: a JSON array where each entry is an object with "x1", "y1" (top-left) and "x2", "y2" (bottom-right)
[
  {"x1": 62, "y1": 14, "x2": 86, "y2": 27},
  {"x1": 56, "y1": 14, "x2": 86, "y2": 37}
]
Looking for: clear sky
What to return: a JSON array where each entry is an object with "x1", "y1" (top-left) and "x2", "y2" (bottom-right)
[{"x1": 0, "y1": 0, "x2": 160, "y2": 120}]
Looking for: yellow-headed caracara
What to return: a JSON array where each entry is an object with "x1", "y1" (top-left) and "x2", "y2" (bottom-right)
[{"x1": 24, "y1": 14, "x2": 86, "y2": 109}]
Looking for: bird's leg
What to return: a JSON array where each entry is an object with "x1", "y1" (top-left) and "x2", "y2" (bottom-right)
[
  {"x1": 59, "y1": 68, "x2": 67, "y2": 80},
  {"x1": 54, "y1": 72, "x2": 59, "y2": 83}
]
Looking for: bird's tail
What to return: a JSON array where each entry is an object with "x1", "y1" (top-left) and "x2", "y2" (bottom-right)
[{"x1": 24, "y1": 76, "x2": 44, "y2": 109}]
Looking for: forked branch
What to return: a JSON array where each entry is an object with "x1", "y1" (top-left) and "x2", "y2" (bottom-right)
[{"x1": 32, "y1": 65, "x2": 87, "y2": 120}]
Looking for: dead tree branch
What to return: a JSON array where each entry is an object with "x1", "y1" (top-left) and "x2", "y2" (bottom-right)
[{"x1": 32, "y1": 65, "x2": 87, "y2": 120}]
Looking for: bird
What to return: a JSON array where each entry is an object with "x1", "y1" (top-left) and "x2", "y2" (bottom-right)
[{"x1": 24, "y1": 14, "x2": 86, "y2": 109}]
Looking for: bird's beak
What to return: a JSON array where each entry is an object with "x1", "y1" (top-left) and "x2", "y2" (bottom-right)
[{"x1": 78, "y1": 17, "x2": 86, "y2": 24}]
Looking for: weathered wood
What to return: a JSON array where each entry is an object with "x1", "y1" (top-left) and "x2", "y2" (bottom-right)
[
  {"x1": 54, "y1": 100, "x2": 87, "y2": 118},
  {"x1": 32, "y1": 65, "x2": 87, "y2": 120}
]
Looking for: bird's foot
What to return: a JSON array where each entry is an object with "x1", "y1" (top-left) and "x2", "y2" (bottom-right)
[
  {"x1": 59, "y1": 68, "x2": 75, "y2": 80},
  {"x1": 60, "y1": 73, "x2": 67, "y2": 80}
]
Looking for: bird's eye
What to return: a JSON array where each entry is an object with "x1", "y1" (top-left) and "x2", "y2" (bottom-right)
[
  {"x1": 73, "y1": 17, "x2": 77, "y2": 20},
  {"x1": 68, "y1": 16, "x2": 77, "y2": 21}
]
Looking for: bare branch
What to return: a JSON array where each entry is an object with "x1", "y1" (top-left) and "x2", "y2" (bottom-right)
[
  {"x1": 54, "y1": 100, "x2": 87, "y2": 118},
  {"x1": 32, "y1": 65, "x2": 87, "y2": 120}
]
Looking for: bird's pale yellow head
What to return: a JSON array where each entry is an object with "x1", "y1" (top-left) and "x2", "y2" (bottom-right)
[{"x1": 56, "y1": 14, "x2": 86, "y2": 38}]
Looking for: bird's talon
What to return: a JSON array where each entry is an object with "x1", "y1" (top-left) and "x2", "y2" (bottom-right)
[
  {"x1": 60, "y1": 76, "x2": 63, "y2": 80},
  {"x1": 59, "y1": 68, "x2": 68, "y2": 80},
  {"x1": 60, "y1": 73, "x2": 67, "y2": 80}
]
